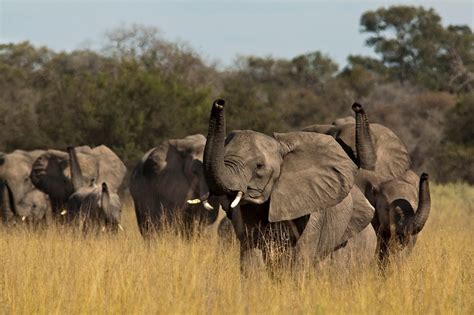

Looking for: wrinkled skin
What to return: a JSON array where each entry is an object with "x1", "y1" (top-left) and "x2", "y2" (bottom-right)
[
  {"x1": 203, "y1": 100, "x2": 375, "y2": 270},
  {"x1": 327, "y1": 225, "x2": 377, "y2": 269},
  {"x1": 130, "y1": 134, "x2": 223, "y2": 236},
  {"x1": 64, "y1": 147, "x2": 122, "y2": 232},
  {"x1": 0, "y1": 150, "x2": 52, "y2": 226},
  {"x1": 374, "y1": 170, "x2": 430, "y2": 265},
  {"x1": 304, "y1": 104, "x2": 430, "y2": 264},
  {"x1": 303, "y1": 117, "x2": 411, "y2": 201},
  {"x1": 30, "y1": 145, "x2": 126, "y2": 220}
]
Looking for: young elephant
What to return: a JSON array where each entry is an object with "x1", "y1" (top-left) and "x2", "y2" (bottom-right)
[
  {"x1": 64, "y1": 147, "x2": 122, "y2": 232},
  {"x1": 374, "y1": 171, "x2": 430, "y2": 264},
  {"x1": 130, "y1": 134, "x2": 223, "y2": 236},
  {"x1": 30, "y1": 145, "x2": 126, "y2": 221},
  {"x1": 304, "y1": 103, "x2": 431, "y2": 264},
  {"x1": 0, "y1": 150, "x2": 52, "y2": 226},
  {"x1": 202, "y1": 99, "x2": 375, "y2": 270}
]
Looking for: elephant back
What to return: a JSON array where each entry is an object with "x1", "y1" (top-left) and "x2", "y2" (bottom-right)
[
  {"x1": 338, "y1": 123, "x2": 411, "y2": 182},
  {"x1": 90, "y1": 145, "x2": 127, "y2": 193},
  {"x1": 31, "y1": 145, "x2": 125, "y2": 202},
  {"x1": 304, "y1": 122, "x2": 411, "y2": 186}
]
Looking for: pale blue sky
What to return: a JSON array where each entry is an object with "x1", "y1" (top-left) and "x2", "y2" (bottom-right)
[{"x1": 1, "y1": 1, "x2": 472, "y2": 67}]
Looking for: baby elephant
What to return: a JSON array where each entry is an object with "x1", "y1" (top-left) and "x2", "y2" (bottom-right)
[{"x1": 65, "y1": 147, "x2": 122, "y2": 232}]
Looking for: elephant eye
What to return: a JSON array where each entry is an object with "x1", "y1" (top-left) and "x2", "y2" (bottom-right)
[
  {"x1": 32, "y1": 204, "x2": 37, "y2": 209},
  {"x1": 255, "y1": 163, "x2": 265, "y2": 177}
]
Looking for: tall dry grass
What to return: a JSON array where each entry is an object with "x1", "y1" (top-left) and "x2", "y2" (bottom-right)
[{"x1": 1, "y1": 183, "x2": 473, "y2": 314}]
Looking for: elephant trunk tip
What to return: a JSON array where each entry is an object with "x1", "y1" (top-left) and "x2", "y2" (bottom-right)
[
  {"x1": 213, "y1": 99, "x2": 225, "y2": 109},
  {"x1": 352, "y1": 102, "x2": 364, "y2": 113},
  {"x1": 102, "y1": 182, "x2": 108, "y2": 192},
  {"x1": 420, "y1": 172, "x2": 429, "y2": 181}
]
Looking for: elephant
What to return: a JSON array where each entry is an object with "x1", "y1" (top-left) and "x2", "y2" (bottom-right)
[
  {"x1": 65, "y1": 147, "x2": 122, "y2": 232},
  {"x1": 202, "y1": 99, "x2": 375, "y2": 270},
  {"x1": 30, "y1": 145, "x2": 126, "y2": 222},
  {"x1": 303, "y1": 103, "x2": 412, "y2": 199},
  {"x1": 326, "y1": 224, "x2": 377, "y2": 269},
  {"x1": 130, "y1": 134, "x2": 225, "y2": 237},
  {"x1": 0, "y1": 150, "x2": 51, "y2": 226},
  {"x1": 303, "y1": 103, "x2": 431, "y2": 264},
  {"x1": 373, "y1": 171, "x2": 430, "y2": 264}
]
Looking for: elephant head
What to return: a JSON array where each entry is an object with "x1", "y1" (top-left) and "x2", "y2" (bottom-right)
[
  {"x1": 65, "y1": 146, "x2": 122, "y2": 232},
  {"x1": 374, "y1": 171, "x2": 431, "y2": 262},
  {"x1": 0, "y1": 150, "x2": 51, "y2": 225},
  {"x1": 130, "y1": 134, "x2": 221, "y2": 236}
]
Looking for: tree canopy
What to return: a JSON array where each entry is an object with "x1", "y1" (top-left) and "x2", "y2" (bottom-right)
[{"x1": 0, "y1": 7, "x2": 472, "y2": 182}]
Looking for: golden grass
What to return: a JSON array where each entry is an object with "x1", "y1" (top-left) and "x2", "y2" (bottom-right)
[{"x1": 1, "y1": 183, "x2": 473, "y2": 314}]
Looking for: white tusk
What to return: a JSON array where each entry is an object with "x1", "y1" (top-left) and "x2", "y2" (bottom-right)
[
  {"x1": 117, "y1": 224, "x2": 124, "y2": 231},
  {"x1": 21, "y1": 216, "x2": 26, "y2": 221},
  {"x1": 203, "y1": 200, "x2": 214, "y2": 211},
  {"x1": 101, "y1": 226, "x2": 106, "y2": 232},
  {"x1": 231, "y1": 191, "x2": 244, "y2": 208},
  {"x1": 60, "y1": 210, "x2": 67, "y2": 216},
  {"x1": 187, "y1": 199, "x2": 201, "y2": 205}
]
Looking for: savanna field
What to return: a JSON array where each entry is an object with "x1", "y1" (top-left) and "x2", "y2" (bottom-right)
[{"x1": 0, "y1": 183, "x2": 472, "y2": 314}]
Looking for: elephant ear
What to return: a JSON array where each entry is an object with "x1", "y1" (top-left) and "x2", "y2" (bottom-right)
[
  {"x1": 270, "y1": 132, "x2": 357, "y2": 222},
  {"x1": 90, "y1": 146, "x2": 126, "y2": 193},
  {"x1": 30, "y1": 150, "x2": 72, "y2": 199},
  {"x1": 169, "y1": 134, "x2": 206, "y2": 175}
]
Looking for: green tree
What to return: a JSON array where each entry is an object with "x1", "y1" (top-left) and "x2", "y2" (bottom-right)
[{"x1": 360, "y1": 5, "x2": 473, "y2": 91}]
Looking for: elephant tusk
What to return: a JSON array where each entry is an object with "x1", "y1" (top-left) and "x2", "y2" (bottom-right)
[
  {"x1": 187, "y1": 198, "x2": 201, "y2": 204},
  {"x1": 203, "y1": 200, "x2": 214, "y2": 211},
  {"x1": 231, "y1": 191, "x2": 243, "y2": 208},
  {"x1": 60, "y1": 210, "x2": 67, "y2": 216},
  {"x1": 117, "y1": 224, "x2": 124, "y2": 231},
  {"x1": 21, "y1": 216, "x2": 26, "y2": 221}
]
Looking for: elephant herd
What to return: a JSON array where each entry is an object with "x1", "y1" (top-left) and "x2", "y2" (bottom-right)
[{"x1": 0, "y1": 100, "x2": 430, "y2": 271}]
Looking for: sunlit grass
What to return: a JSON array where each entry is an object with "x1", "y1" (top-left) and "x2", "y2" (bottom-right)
[{"x1": 1, "y1": 184, "x2": 473, "y2": 314}]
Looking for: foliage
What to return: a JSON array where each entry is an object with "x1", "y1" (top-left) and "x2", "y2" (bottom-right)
[
  {"x1": 359, "y1": 6, "x2": 474, "y2": 91},
  {"x1": 0, "y1": 6, "x2": 472, "y2": 182}
]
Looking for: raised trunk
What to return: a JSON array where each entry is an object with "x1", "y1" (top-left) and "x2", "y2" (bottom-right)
[
  {"x1": 352, "y1": 103, "x2": 376, "y2": 170},
  {"x1": 203, "y1": 99, "x2": 232, "y2": 195},
  {"x1": 67, "y1": 147, "x2": 84, "y2": 191},
  {"x1": 411, "y1": 173, "x2": 431, "y2": 234}
]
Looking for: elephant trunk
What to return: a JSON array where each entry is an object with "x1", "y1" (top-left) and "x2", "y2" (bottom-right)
[
  {"x1": 203, "y1": 99, "x2": 233, "y2": 196},
  {"x1": 410, "y1": 173, "x2": 431, "y2": 235},
  {"x1": 352, "y1": 103, "x2": 376, "y2": 170},
  {"x1": 67, "y1": 147, "x2": 84, "y2": 191}
]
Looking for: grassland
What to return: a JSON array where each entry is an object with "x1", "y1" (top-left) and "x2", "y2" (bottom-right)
[{"x1": 1, "y1": 183, "x2": 473, "y2": 314}]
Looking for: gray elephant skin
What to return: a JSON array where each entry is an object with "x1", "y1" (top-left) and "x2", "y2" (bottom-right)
[
  {"x1": 303, "y1": 103, "x2": 431, "y2": 264},
  {"x1": 30, "y1": 145, "x2": 126, "y2": 225},
  {"x1": 0, "y1": 150, "x2": 51, "y2": 226},
  {"x1": 130, "y1": 134, "x2": 224, "y2": 236},
  {"x1": 202, "y1": 99, "x2": 375, "y2": 270},
  {"x1": 64, "y1": 147, "x2": 123, "y2": 232}
]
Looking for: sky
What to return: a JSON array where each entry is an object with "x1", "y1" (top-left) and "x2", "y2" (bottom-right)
[{"x1": 0, "y1": 1, "x2": 473, "y2": 68}]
